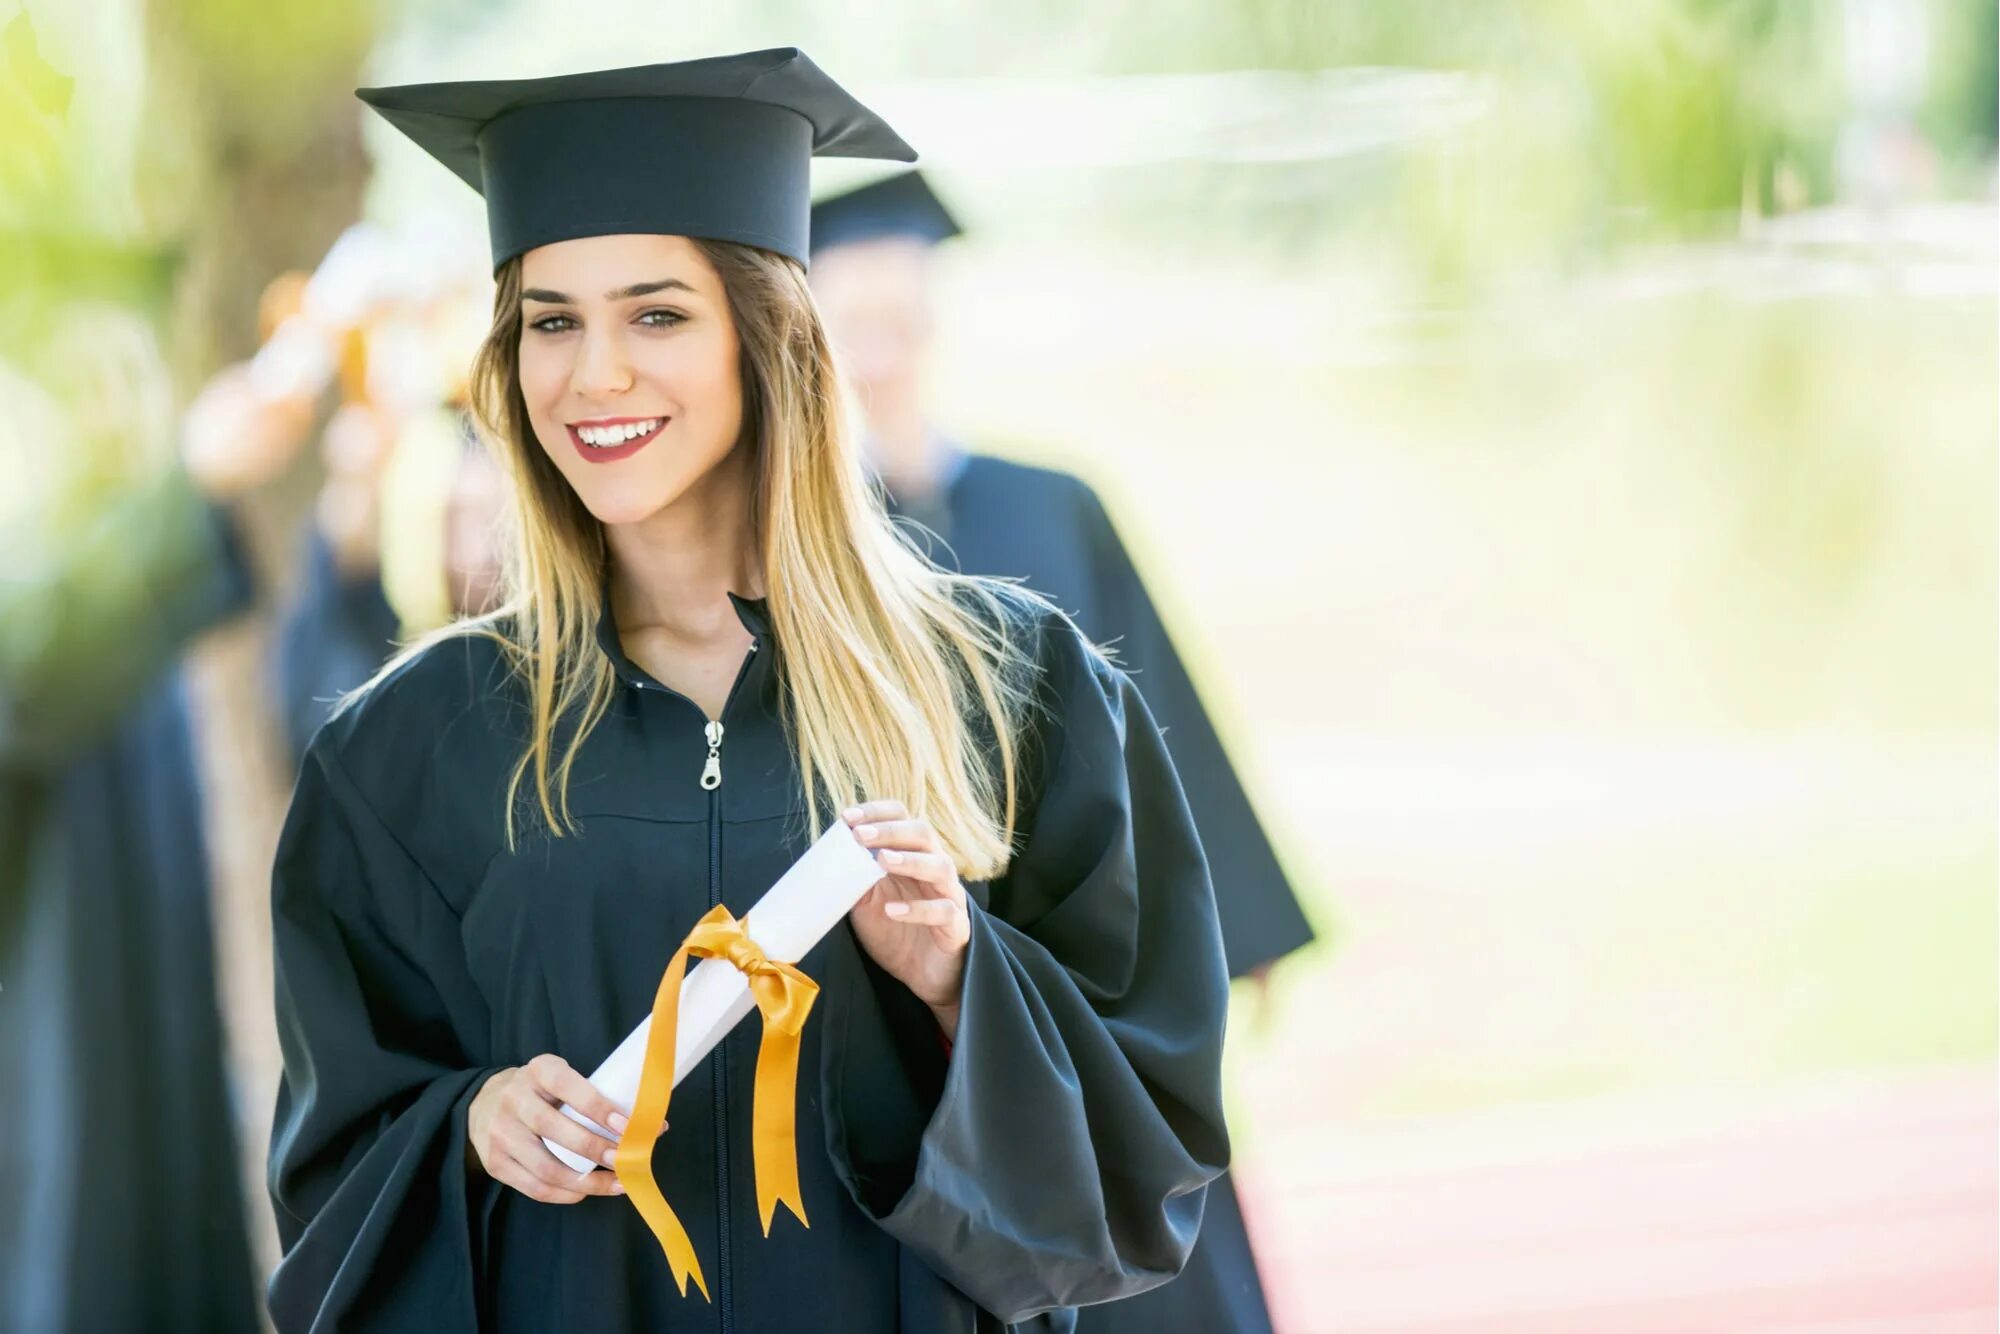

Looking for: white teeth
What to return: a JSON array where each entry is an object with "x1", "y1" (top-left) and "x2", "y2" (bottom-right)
[{"x1": 578, "y1": 419, "x2": 660, "y2": 447}]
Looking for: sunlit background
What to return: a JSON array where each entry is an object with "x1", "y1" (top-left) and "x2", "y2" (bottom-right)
[{"x1": 5, "y1": 0, "x2": 1995, "y2": 1329}]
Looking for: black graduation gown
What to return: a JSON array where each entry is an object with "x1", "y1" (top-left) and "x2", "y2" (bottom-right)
[
  {"x1": 892, "y1": 452, "x2": 1307, "y2": 1334},
  {"x1": 272, "y1": 529, "x2": 404, "y2": 766},
  {"x1": 1, "y1": 470, "x2": 261, "y2": 1334},
  {"x1": 265, "y1": 589, "x2": 1230, "y2": 1333}
]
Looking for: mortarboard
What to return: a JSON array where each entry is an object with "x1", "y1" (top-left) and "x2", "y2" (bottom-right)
[
  {"x1": 808, "y1": 169, "x2": 963, "y2": 257},
  {"x1": 357, "y1": 48, "x2": 915, "y2": 271}
]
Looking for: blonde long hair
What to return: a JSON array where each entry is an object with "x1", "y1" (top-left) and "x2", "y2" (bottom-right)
[{"x1": 450, "y1": 240, "x2": 1037, "y2": 877}]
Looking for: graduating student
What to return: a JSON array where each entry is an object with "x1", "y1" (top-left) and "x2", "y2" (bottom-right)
[
  {"x1": 266, "y1": 49, "x2": 1229, "y2": 1334},
  {"x1": 811, "y1": 170, "x2": 1314, "y2": 1334}
]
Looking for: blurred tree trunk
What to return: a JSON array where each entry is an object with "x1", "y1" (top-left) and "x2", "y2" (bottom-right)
[{"x1": 139, "y1": 0, "x2": 378, "y2": 1289}]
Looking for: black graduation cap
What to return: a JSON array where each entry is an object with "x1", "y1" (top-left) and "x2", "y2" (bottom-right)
[
  {"x1": 357, "y1": 48, "x2": 916, "y2": 271},
  {"x1": 809, "y1": 170, "x2": 963, "y2": 257}
]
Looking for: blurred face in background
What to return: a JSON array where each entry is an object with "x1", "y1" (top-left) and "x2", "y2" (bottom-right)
[
  {"x1": 809, "y1": 236, "x2": 934, "y2": 435},
  {"x1": 444, "y1": 442, "x2": 506, "y2": 615},
  {"x1": 515, "y1": 232, "x2": 745, "y2": 529}
]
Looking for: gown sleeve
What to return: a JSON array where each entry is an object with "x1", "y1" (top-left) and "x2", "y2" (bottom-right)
[
  {"x1": 265, "y1": 738, "x2": 504, "y2": 1333},
  {"x1": 1070, "y1": 478, "x2": 1318, "y2": 978},
  {"x1": 822, "y1": 608, "x2": 1232, "y2": 1324}
]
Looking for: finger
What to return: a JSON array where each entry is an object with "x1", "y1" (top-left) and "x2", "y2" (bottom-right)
[
  {"x1": 534, "y1": 1057, "x2": 631, "y2": 1136},
  {"x1": 883, "y1": 897, "x2": 969, "y2": 931},
  {"x1": 853, "y1": 819, "x2": 938, "y2": 853},
  {"x1": 522, "y1": 1053, "x2": 578, "y2": 1104},
  {"x1": 875, "y1": 848, "x2": 958, "y2": 888},
  {"x1": 524, "y1": 1098, "x2": 622, "y2": 1168},
  {"x1": 842, "y1": 799, "x2": 909, "y2": 827},
  {"x1": 494, "y1": 1147, "x2": 589, "y2": 1204},
  {"x1": 501, "y1": 1121, "x2": 615, "y2": 1195},
  {"x1": 509, "y1": 1137, "x2": 627, "y2": 1198},
  {"x1": 563, "y1": 1160, "x2": 627, "y2": 1197}
]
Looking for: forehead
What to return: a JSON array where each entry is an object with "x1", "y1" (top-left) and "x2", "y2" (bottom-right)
[{"x1": 519, "y1": 233, "x2": 717, "y2": 292}]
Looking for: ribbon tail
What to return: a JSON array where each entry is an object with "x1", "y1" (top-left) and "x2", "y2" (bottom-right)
[
  {"x1": 622, "y1": 1175, "x2": 711, "y2": 1301},
  {"x1": 752, "y1": 1019, "x2": 809, "y2": 1236},
  {"x1": 746, "y1": 967, "x2": 817, "y2": 1236},
  {"x1": 616, "y1": 937, "x2": 710, "y2": 1300}
]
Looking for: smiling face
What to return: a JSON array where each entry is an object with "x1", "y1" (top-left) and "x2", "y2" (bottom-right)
[{"x1": 516, "y1": 233, "x2": 744, "y2": 528}]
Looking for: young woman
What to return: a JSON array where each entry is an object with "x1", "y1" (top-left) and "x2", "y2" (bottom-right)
[{"x1": 267, "y1": 50, "x2": 1228, "y2": 1334}]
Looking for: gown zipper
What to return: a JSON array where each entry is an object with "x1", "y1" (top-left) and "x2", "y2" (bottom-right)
[
  {"x1": 705, "y1": 640, "x2": 756, "y2": 1334},
  {"x1": 629, "y1": 632, "x2": 761, "y2": 1330},
  {"x1": 700, "y1": 721, "x2": 723, "y2": 790}
]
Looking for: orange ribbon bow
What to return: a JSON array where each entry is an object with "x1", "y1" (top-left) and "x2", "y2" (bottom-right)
[{"x1": 612, "y1": 904, "x2": 818, "y2": 1299}]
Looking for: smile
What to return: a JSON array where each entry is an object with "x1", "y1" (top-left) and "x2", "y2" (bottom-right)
[{"x1": 566, "y1": 416, "x2": 667, "y2": 462}]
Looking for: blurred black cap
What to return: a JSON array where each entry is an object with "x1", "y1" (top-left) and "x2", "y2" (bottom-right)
[{"x1": 810, "y1": 169, "x2": 962, "y2": 257}]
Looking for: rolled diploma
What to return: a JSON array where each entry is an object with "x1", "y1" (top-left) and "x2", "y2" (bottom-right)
[{"x1": 544, "y1": 821, "x2": 886, "y2": 1174}]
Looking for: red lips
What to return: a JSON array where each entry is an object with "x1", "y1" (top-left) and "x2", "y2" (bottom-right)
[{"x1": 566, "y1": 416, "x2": 668, "y2": 463}]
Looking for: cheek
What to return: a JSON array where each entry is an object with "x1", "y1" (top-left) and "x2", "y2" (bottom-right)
[
  {"x1": 651, "y1": 334, "x2": 741, "y2": 431},
  {"x1": 699, "y1": 355, "x2": 743, "y2": 432},
  {"x1": 516, "y1": 342, "x2": 569, "y2": 433}
]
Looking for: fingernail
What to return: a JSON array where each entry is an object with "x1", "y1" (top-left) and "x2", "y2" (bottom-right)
[
  {"x1": 611, "y1": 1180, "x2": 626, "y2": 1194},
  {"x1": 880, "y1": 849, "x2": 902, "y2": 865},
  {"x1": 843, "y1": 807, "x2": 862, "y2": 821},
  {"x1": 602, "y1": 1149, "x2": 617, "y2": 1168},
  {"x1": 608, "y1": 1112, "x2": 629, "y2": 1133},
  {"x1": 885, "y1": 901, "x2": 910, "y2": 918},
  {"x1": 856, "y1": 824, "x2": 876, "y2": 841}
]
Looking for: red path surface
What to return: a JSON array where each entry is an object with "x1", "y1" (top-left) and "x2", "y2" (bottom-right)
[{"x1": 1235, "y1": 1066, "x2": 1997, "y2": 1333}]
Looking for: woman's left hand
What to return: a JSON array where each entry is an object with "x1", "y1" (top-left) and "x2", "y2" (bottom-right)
[{"x1": 844, "y1": 800, "x2": 969, "y2": 1038}]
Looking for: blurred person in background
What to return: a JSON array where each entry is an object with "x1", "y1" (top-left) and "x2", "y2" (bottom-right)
[
  {"x1": 810, "y1": 169, "x2": 1313, "y2": 1334},
  {"x1": 273, "y1": 399, "x2": 508, "y2": 765},
  {"x1": 268, "y1": 229, "x2": 506, "y2": 764},
  {"x1": 272, "y1": 401, "x2": 404, "y2": 764},
  {"x1": 0, "y1": 308, "x2": 312, "y2": 1333}
]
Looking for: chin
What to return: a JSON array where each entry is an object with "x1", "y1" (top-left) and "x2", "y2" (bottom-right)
[
  {"x1": 540, "y1": 431, "x2": 744, "y2": 529},
  {"x1": 575, "y1": 481, "x2": 691, "y2": 528}
]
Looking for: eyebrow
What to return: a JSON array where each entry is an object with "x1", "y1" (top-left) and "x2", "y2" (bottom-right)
[{"x1": 520, "y1": 278, "x2": 697, "y2": 304}]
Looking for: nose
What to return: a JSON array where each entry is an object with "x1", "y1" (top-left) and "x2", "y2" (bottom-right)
[{"x1": 569, "y1": 324, "x2": 634, "y2": 399}]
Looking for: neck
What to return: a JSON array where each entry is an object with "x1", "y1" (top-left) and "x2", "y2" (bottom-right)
[{"x1": 602, "y1": 446, "x2": 761, "y2": 643}]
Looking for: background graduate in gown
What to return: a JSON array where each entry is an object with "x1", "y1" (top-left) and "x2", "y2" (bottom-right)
[
  {"x1": 267, "y1": 51, "x2": 1230, "y2": 1333},
  {"x1": 810, "y1": 169, "x2": 1315, "y2": 1334}
]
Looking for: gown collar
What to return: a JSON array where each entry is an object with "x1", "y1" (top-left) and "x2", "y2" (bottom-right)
[{"x1": 593, "y1": 577, "x2": 772, "y2": 690}]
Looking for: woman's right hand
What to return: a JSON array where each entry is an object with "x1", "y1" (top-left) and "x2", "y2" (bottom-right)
[{"x1": 467, "y1": 1054, "x2": 641, "y2": 1203}]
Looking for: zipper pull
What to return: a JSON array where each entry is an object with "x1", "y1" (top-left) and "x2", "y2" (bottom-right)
[{"x1": 700, "y1": 719, "x2": 724, "y2": 791}]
